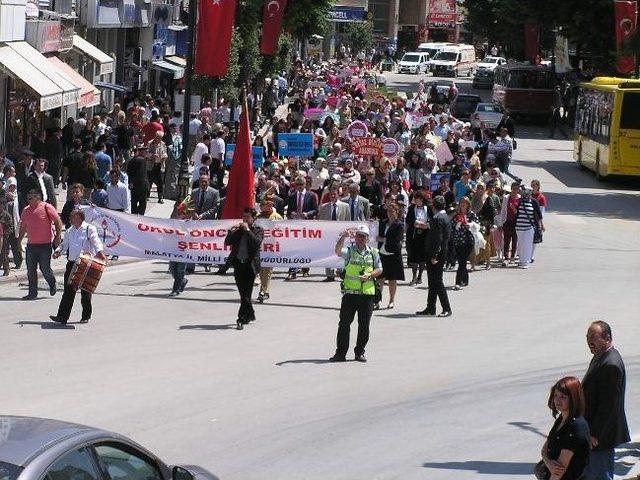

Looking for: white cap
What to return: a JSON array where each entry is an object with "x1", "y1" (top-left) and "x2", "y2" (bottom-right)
[{"x1": 355, "y1": 225, "x2": 370, "y2": 236}]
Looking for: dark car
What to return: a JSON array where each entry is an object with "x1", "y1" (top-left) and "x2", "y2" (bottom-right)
[
  {"x1": 449, "y1": 94, "x2": 482, "y2": 121},
  {"x1": 473, "y1": 69, "x2": 495, "y2": 89},
  {"x1": 0, "y1": 416, "x2": 219, "y2": 480}
]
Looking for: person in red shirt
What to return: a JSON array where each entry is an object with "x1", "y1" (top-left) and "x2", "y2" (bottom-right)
[
  {"x1": 141, "y1": 111, "x2": 164, "y2": 145},
  {"x1": 531, "y1": 179, "x2": 547, "y2": 214},
  {"x1": 18, "y1": 190, "x2": 62, "y2": 300}
]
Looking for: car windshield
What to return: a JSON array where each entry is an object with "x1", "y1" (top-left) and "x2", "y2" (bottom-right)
[
  {"x1": 425, "y1": 48, "x2": 438, "y2": 57},
  {"x1": 482, "y1": 58, "x2": 499, "y2": 64},
  {"x1": 456, "y1": 98, "x2": 480, "y2": 109},
  {"x1": 477, "y1": 104, "x2": 500, "y2": 113},
  {"x1": 434, "y1": 51, "x2": 457, "y2": 61},
  {"x1": 402, "y1": 54, "x2": 420, "y2": 62},
  {"x1": 0, "y1": 462, "x2": 22, "y2": 480}
]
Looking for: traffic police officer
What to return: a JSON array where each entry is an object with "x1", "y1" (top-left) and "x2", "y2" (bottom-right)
[{"x1": 330, "y1": 225, "x2": 382, "y2": 363}]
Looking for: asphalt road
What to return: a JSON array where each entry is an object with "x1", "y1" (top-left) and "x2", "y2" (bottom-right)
[{"x1": 1, "y1": 73, "x2": 639, "y2": 480}]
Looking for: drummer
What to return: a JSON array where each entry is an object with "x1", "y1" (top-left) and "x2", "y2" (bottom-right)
[{"x1": 50, "y1": 209, "x2": 106, "y2": 325}]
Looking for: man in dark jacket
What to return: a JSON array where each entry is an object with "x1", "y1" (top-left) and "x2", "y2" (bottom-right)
[
  {"x1": 127, "y1": 146, "x2": 150, "y2": 214},
  {"x1": 24, "y1": 159, "x2": 57, "y2": 209},
  {"x1": 416, "y1": 195, "x2": 452, "y2": 317},
  {"x1": 45, "y1": 127, "x2": 65, "y2": 187},
  {"x1": 224, "y1": 208, "x2": 264, "y2": 330},
  {"x1": 582, "y1": 321, "x2": 630, "y2": 480}
]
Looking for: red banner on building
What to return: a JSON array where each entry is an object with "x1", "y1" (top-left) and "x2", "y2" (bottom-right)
[
  {"x1": 194, "y1": 0, "x2": 237, "y2": 77},
  {"x1": 614, "y1": 0, "x2": 638, "y2": 75},
  {"x1": 524, "y1": 23, "x2": 540, "y2": 64},
  {"x1": 260, "y1": 0, "x2": 287, "y2": 56},
  {"x1": 428, "y1": 0, "x2": 457, "y2": 29}
]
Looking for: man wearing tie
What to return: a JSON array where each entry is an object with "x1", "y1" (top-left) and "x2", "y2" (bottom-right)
[
  {"x1": 343, "y1": 183, "x2": 371, "y2": 221},
  {"x1": 286, "y1": 176, "x2": 318, "y2": 280},
  {"x1": 24, "y1": 158, "x2": 57, "y2": 210},
  {"x1": 186, "y1": 175, "x2": 220, "y2": 274},
  {"x1": 319, "y1": 189, "x2": 349, "y2": 281}
]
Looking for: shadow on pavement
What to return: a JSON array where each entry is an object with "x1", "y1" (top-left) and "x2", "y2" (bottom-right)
[
  {"x1": 422, "y1": 460, "x2": 534, "y2": 475},
  {"x1": 376, "y1": 313, "x2": 418, "y2": 319},
  {"x1": 179, "y1": 324, "x2": 236, "y2": 331},
  {"x1": 275, "y1": 359, "x2": 335, "y2": 366},
  {"x1": 507, "y1": 421, "x2": 547, "y2": 438},
  {"x1": 545, "y1": 191, "x2": 640, "y2": 221},
  {"x1": 16, "y1": 321, "x2": 75, "y2": 330},
  {"x1": 260, "y1": 302, "x2": 341, "y2": 311}
]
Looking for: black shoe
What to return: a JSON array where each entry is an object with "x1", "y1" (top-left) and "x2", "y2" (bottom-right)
[
  {"x1": 329, "y1": 355, "x2": 346, "y2": 362},
  {"x1": 111, "y1": 255, "x2": 119, "y2": 261},
  {"x1": 236, "y1": 320, "x2": 244, "y2": 330},
  {"x1": 257, "y1": 293, "x2": 265, "y2": 303},
  {"x1": 80, "y1": 318, "x2": 90, "y2": 324},
  {"x1": 204, "y1": 265, "x2": 211, "y2": 272},
  {"x1": 438, "y1": 310, "x2": 453, "y2": 317},
  {"x1": 214, "y1": 269, "x2": 227, "y2": 276},
  {"x1": 49, "y1": 315, "x2": 67, "y2": 325},
  {"x1": 247, "y1": 317, "x2": 256, "y2": 323},
  {"x1": 285, "y1": 273, "x2": 297, "y2": 281},
  {"x1": 180, "y1": 278, "x2": 188, "y2": 292},
  {"x1": 355, "y1": 354, "x2": 367, "y2": 363},
  {"x1": 22, "y1": 294, "x2": 37, "y2": 300},
  {"x1": 415, "y1": 308, "x2": 436, "y2": 316},
  {"x1": 158, "y1": 199, "x2": 164, "y2": 204},
  {"x1": 168, "y1": 291, "x2": 178, "y2": 297},
  {"x1": 49, "y1": 283, "x2": 57, "y2": 296},
  {"x1": 322, "y1": 277, "x2": 335, "y2": 282}
]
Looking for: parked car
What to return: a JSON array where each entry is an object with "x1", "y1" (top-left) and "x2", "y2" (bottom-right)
[
  {"x1": 398, "y1": 52, "x2": 430, "y2": 74},
  {"x1": 470, "y1": 102, "x2": 505, "y2": 129},
  {"x1": 450, "y1": 94, "x2": 482, "y2": 121},
  {"x1": 476, "y1": 56, "x2": 507, "y2": 72},
  {"x1": 472, "y1": 69, "x2": 495, "y2": 89},
  {"x1": 0, "y1": 416, "x2": 219, "y2": 480}
]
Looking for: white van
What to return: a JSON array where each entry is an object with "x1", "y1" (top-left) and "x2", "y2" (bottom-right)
[
  {"x1": 430, "y1": 44, "x2": 477, "y2": 77},
  {"x1": 398, "y1": 52, "x2": 430, "y2": 74},
  {"x1": 417, "y1": 42, "x2": 454, "y2": 58}
]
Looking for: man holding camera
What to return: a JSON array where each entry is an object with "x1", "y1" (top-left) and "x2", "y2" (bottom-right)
[{"x1": 224, "y1": 208, "x2": 264, "y2": 330}]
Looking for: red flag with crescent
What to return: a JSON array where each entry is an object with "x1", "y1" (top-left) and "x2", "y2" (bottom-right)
[
  {"x1": 260, "y1": 0, "x2": 287, "y2": 56},
  {"x1": 222, "y1": 98, "x2": 254, "y2": 219},
  {"x1": 614, "y1": 0, "x2": 638, "y2": 75},
  {"x1": 195, "y1": 0, "x2": 237, "y2": 77}
]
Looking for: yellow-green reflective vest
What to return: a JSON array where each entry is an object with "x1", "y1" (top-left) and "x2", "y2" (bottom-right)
[{"x1": 343, "y1": 246, "x2": 378, "y2": 295}]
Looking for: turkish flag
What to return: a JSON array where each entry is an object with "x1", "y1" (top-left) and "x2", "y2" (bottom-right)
[
  {"x1": 614, "y1": 0, "x2": 638, "y2": 75},
  {"x1": 260, "y1": 0, "x2": 287, "y2": 56},
  {"x1": 222, "y1": 99, "x2": 254, "y2": 219},
  {"x1": 195, "y1": 0, "x2": 237, "y2": 77}
]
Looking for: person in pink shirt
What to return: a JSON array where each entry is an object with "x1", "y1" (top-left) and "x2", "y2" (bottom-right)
[
  {"x1": 141, "y1": 111, "x2": 164, "y2": 145},
  {"x1": 18, "y1": 190, "x2": 62, "y2": 300}
]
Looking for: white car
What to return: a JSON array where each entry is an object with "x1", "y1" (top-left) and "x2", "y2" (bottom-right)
[
  {"x1": 470, "y1": 103, "x2": 504, "y2": 129},
  {"x1": 476, "y1": 56, "x2": 506, "y2": 72},
  {"x1": 398, "y1": 52, "x2": 430, "y2": 74}
]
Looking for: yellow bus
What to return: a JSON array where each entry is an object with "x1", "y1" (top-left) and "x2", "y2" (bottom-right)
[{"x1": 574, "y1": 77, "x2": 640, "y2": 179}]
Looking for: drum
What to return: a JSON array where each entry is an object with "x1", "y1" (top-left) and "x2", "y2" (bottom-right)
[{"x1": 68, "y1": 253, "x2": 106, "y2": 294}]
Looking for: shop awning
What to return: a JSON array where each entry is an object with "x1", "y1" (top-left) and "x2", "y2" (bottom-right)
[
  {"x1": 47, "y1": 56, "x2": 100, "y2": 109},
  {"x1": 0, "y1": 44, "x2": 63, "y2": 111},
  {"x1": 94, "y1": 81, "x2": 128, "y2": 93},
  {"x1": 151, "y1": 60, "x2": 184, "y2": 79},
  {"x1": 165, "y1": 55, "x2": 186, "y2": 67},
  {"x1": 7, "y1": 42, "x2": 79, "y2": 107},
  {"x1": 72, "y1": 34, "x2": 114, "y2": 76}
]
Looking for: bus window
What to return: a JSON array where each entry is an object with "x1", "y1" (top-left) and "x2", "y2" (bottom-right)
[
  {"x1": 620, "y1": 93, "x2": 640, "y2": 130},
  {"x1": 575, "y1": 89, "x2": 613, "y2": 144}
]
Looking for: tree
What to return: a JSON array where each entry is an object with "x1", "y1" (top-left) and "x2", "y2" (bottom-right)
[{"x1": 343, "y1": 21, "x2": 374, "y2": 54}]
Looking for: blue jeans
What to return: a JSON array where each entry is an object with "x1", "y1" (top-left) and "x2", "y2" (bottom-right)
[
  {"x1": 583, "y1": 448, "x2": 614, "y2": 480},
  {"x1": 26, "y1": 243, "x2": 56, "y2": 297}
]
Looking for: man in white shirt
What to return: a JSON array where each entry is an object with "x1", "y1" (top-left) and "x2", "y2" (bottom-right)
[
  {"x1": 50, "y1": 209, "x2": 106, "y2": 325},
  {"x1": 191, "y1": 135, "x2": 212, "y2": 183},
  {"x1": 187, "y1": 113, "x2": 202, "y2": 156},
  {"x1": 106, "y1": 169, "x2": 130, "y2": 213},
  {"x1": 210, "y1": 131, "x2": 225, "y2": 162}
]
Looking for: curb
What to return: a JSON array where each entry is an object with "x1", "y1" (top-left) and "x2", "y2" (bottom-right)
[{"x1": 0, "y1": 257, "x2": 143, "y2": 286}]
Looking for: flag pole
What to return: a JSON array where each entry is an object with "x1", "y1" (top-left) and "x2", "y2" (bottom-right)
[{"x1": 177, "y1": 0, "x2": 198, "y2": 202}]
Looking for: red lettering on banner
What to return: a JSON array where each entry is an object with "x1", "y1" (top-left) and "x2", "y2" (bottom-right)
[{"x1": 138, "y1": 224, "x2": 149, "y2": 231}]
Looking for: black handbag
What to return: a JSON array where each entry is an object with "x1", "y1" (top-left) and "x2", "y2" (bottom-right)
[{"x1": 533, "y1": 460, "x2": 550, "y2": 480}]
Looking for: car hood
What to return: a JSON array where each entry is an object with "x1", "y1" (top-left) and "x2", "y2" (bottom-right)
[
  {"x1": 477, "y1": 63, "x2": 496, "y2": 70},
  {"x1": 399, "y1": 61, "x2": 419, "y2": 66},
  {"x1": 430, "y1": 60, "x2": 455, "y2": 66}
]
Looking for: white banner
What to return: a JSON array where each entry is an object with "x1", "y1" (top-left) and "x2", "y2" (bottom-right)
[{"x1": 84, "y1": 207, "x2": 378, "y2": 268}]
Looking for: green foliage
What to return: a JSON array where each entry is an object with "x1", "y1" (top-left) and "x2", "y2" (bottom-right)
[
  {"x1": 283, "y1": 0, "x2": 334, "y2": 40},
  {"x1": 261, "y1": 33, "x2": 294, "y2": 79},
  {"x1": 344, "y1": 21, "x2": 374, "y2": 54},
  {"x1": 464, "y1": 0, "x2": 616, "y2": 72}
]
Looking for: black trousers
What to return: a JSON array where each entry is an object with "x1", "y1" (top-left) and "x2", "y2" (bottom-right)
[
  {"x1": 57, "y1": 261, "x2": 92, "y2": 321},
  {"x1": 336, "y1": 293, "x2": 374, "y2": 357},
  {"x1": 426, "y1": 259, "x2": 451, "y2": 313},
  {"x1": 147, "y1": 164, "x2": 164, "y2": 200},
  {"x1": 233, "y1": 261, "x2": 256, "y2": 322},
  {"x1": 131, "y1": 189, "x2": 148, "y2": 215},
  {"x1": 455, "y1": 245, "x2": 473, "y2": 286}
]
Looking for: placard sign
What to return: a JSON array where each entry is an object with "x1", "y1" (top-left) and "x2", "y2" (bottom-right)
[
  {"x1": 278, "y1": 133, "x2": 314, "y2": 157},
  {"x1": 382, "y1": 137, "x2": 401, "y2": 157},
  {"x1": 429, "y1": 172, "x2": 450, "y2": 192},
  {"x1": 351, "y1": 137, "x2": 383, "y2": 157},
  {"x1": 347, "y1": 120, "x2": 368, "y2": 138},
  {"x1": 224, "y1": 144, "x2": 265, "y2": 169}
]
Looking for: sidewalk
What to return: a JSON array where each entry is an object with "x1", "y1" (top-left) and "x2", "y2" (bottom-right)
[{"x1": 0, "y1": 187, "x2": 174, "y2": 286}]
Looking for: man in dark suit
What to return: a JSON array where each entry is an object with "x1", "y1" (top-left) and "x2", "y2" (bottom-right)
[
  {"x1": 45, "y1": 127, "x2": 64, "y2": 187},
  {"x1": 191, "y1": 175, "x2": 220, "y2": 220},
  {"x1": 285, "y1": 175, "x2": 317, "y2": 280},
  {"x1": 582, "y1": 321, "x2": 630, "y2": 480},
  {"x1": 24, "y1": 158, "x2": 57, "y2": 209},
  {"x1": 127, "y1": 146, "x2": 150, "y2": 215},
  {"x1": 15, "y1": 149, "x2": 34, "y2": 211},
  {"x1": 224, "y1": 208, "x2": 264, "y2": 330},
  {"x1": 416, "y1": 195, "x2": 452, "y2": 317}
]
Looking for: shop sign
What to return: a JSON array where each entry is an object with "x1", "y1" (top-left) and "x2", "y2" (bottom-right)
[
  {"x1": 428, "y1": 0, "x2": 458, "y2": 29},
  {"x1": 40, "y1": 93, "x2": 64, "y2": 111},
  {"x1": 328, "y1": 6, "x2": 366, "y2": 23}
]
